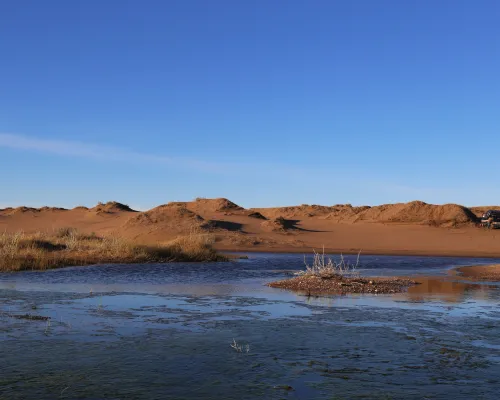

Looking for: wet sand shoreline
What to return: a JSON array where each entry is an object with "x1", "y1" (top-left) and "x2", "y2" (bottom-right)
[
  {"x1": 221, "y1": 246, "x2": 500, "y2": 259},
  {"x1": 452, "y1": 264, "x2": 500, "y2": 281}
]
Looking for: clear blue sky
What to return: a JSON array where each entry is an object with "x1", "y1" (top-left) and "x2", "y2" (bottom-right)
[{"x1": 1, "y1": 0, "x2": 499, "y2": 210}]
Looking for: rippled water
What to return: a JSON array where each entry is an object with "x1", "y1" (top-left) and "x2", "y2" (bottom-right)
[{"x1": 2, "y1": 253, "x2": 500, "y2": 399}]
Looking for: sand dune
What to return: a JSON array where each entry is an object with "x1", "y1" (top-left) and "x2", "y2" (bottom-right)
[
  {"x1": 90, "y1": 201, "x2": 137, "y2": 214},
  {"x1": 1, "y1": 198, "x2": 499, "y2": 257},
  {"x1": 253, "y1": 201, "x2": 477, "y2": 227}
]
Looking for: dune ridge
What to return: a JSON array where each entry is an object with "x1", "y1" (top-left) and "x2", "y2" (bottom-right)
[{"x1": 252, "y1": 200, "x2": 479, "y2": 227}]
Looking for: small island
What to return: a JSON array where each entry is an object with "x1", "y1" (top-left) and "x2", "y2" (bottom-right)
[
  {"x1": 267, "y1": 250, "x2": 418, "y2": 295},
  {"x1": 268, "y1": 275, "x2": 418, "y2": 295}
]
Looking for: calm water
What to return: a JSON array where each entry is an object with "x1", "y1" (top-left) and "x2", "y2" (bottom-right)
[{"x1": 2, "y1": 253, "x2": 500, "y2": 399}]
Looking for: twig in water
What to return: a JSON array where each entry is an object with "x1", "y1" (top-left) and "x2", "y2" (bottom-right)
[
  {"x1": 230, "y1": 339, "x2": 250, "y2": 353},
  {"x1": 44, "y1": 319, "x2": 51, "y2": 335},
  {"x1": 60, "y1": 386, "x2": 70, "y2": 397}
]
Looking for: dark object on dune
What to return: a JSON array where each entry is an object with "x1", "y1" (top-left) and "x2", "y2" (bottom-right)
[
  {"x1": 482, "y1": 210, "x2": 500, "y2": 220},
  {"x1": 481, "y1": 210, "x2": 500, "y2": 229}
]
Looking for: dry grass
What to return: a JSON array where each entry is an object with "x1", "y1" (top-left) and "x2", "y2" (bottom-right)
[
  {"x1": 0, "y1": 228, "x2": 226, "y2": 272},
  {"x1": 296, "y1": 247, "x2": 360, "y2": 278}
]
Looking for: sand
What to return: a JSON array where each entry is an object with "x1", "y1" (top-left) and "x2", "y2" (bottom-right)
[
  {"x1": 268, "y1": 275, "x2": 418, "y2": 295},
  {"x1": 1, "y1": 198, "x2": 499, "y2": 258},
  {"x1": 454, "y1": 264, "x2": 500, "y2": 281}
]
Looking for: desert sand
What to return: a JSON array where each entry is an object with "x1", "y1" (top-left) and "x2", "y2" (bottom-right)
[{"x1": 1, "y1": 198, "x2": 499, "y2": 258}]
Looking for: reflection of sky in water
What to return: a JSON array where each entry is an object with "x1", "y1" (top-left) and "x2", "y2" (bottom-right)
[
  {"x1": 1, "y1": 253, "x2": 500, "y2": 321},
  {"x1": 1, "y1": 253, "x2": 499, "y2": 287},
  {"x1": 2, "y1": 253, "x2": 500, "y2": 331},
  {"x1": 3, "y1": 254, "x2": 500, "y2": 399}
]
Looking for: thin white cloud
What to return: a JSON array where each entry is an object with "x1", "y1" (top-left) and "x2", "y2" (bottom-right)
[
  {"x1": 0, "y1": 133, "x2": 226, "y2": 172},
  {"x1": 3, "y1": 133, "x2": 494, "y2": 207},
  {"x1": 0, "y1": 132, "x2": 351, "y2": 179}
]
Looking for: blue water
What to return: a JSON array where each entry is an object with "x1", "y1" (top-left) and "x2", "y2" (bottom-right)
[
  {"x1": 0, "y1": 252, "x2": 496, "y2": 288},
  {"x1": 2, "y1": 253, "x2": 500, "y2": 399}
]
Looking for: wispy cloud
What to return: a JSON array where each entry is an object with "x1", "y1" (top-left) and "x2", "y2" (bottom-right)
[
  {"x1": 3, "y1": 133, "x2": 488, "y2": 206},
  {"x1": 0, "y1": 133, "x2": 340, "y2": 179},
  {"x1": 0, "y1": 133, "x2": 226, "y2": 172}
]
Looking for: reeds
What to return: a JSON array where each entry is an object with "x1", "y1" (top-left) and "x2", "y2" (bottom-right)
[{"x1": 0, "y1": 228, "x2": 226, "y2": 272}]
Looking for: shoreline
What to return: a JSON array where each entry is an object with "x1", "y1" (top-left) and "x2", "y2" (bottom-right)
[
  {"x1": 220, "y1": 246, "x2": 500, "y2": 259},
  {"x1": 450, "y1": 264, "x2": 500, "y2": 281}
]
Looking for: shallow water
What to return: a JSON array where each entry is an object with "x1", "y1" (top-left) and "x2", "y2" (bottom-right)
[{"x1": 2, "y1": 253, "x2": 500, "y2": 399}]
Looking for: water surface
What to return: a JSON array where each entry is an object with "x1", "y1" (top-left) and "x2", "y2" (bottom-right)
[{"x1": 2, "y1": 253, "x2": 500, "y2": 399}]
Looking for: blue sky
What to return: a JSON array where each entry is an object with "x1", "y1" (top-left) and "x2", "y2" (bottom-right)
[{"x1": 1, "y1": 0, "x2": 499, "y2": 210}]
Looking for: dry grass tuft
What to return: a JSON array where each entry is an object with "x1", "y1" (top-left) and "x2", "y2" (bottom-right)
[
  {"x1": 163, "y1": 229, "x2": 221, "y2": 262},
  {"x1": 296, "y1": 247, "x2": 360, "y2": 278},
  {"x1": 0, "y1": 228, "x2": 226, "y2": 272}
]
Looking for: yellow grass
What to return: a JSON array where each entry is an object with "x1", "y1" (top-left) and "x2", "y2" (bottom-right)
[{"x1": 0, "y1": 228, "x2": 226, "y2": 272}]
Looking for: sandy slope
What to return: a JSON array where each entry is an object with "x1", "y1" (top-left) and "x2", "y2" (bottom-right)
[{"x1": 1, "y1": 198, "x2": 499, "y2": 257}]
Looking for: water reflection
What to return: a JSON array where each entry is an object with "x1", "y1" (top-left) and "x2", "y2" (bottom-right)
[
  {"x1": 406, "y1": 277, "x2": 498, "y2": 303},
  {"x1": 3, "y1": 254, "x2": 500, "y2": 399},
  {"x1": 1, "y1": 253, "x2": 499, "y2": 287},
  {"x1": 286, "y1": 276, "x2": 500, "y2": 318}
]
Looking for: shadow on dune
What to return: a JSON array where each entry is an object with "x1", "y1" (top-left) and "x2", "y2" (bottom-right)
[
  {"x1": 282, "y1": 219, "x2": 329, "y2": 233},
  {"x1": 203, "y1": 220, "x2": 246, "y2": 233}
]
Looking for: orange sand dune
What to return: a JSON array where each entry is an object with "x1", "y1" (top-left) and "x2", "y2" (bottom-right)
[{"x1": 1, "y1": 198, "x2": 499, "y2": 257}]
